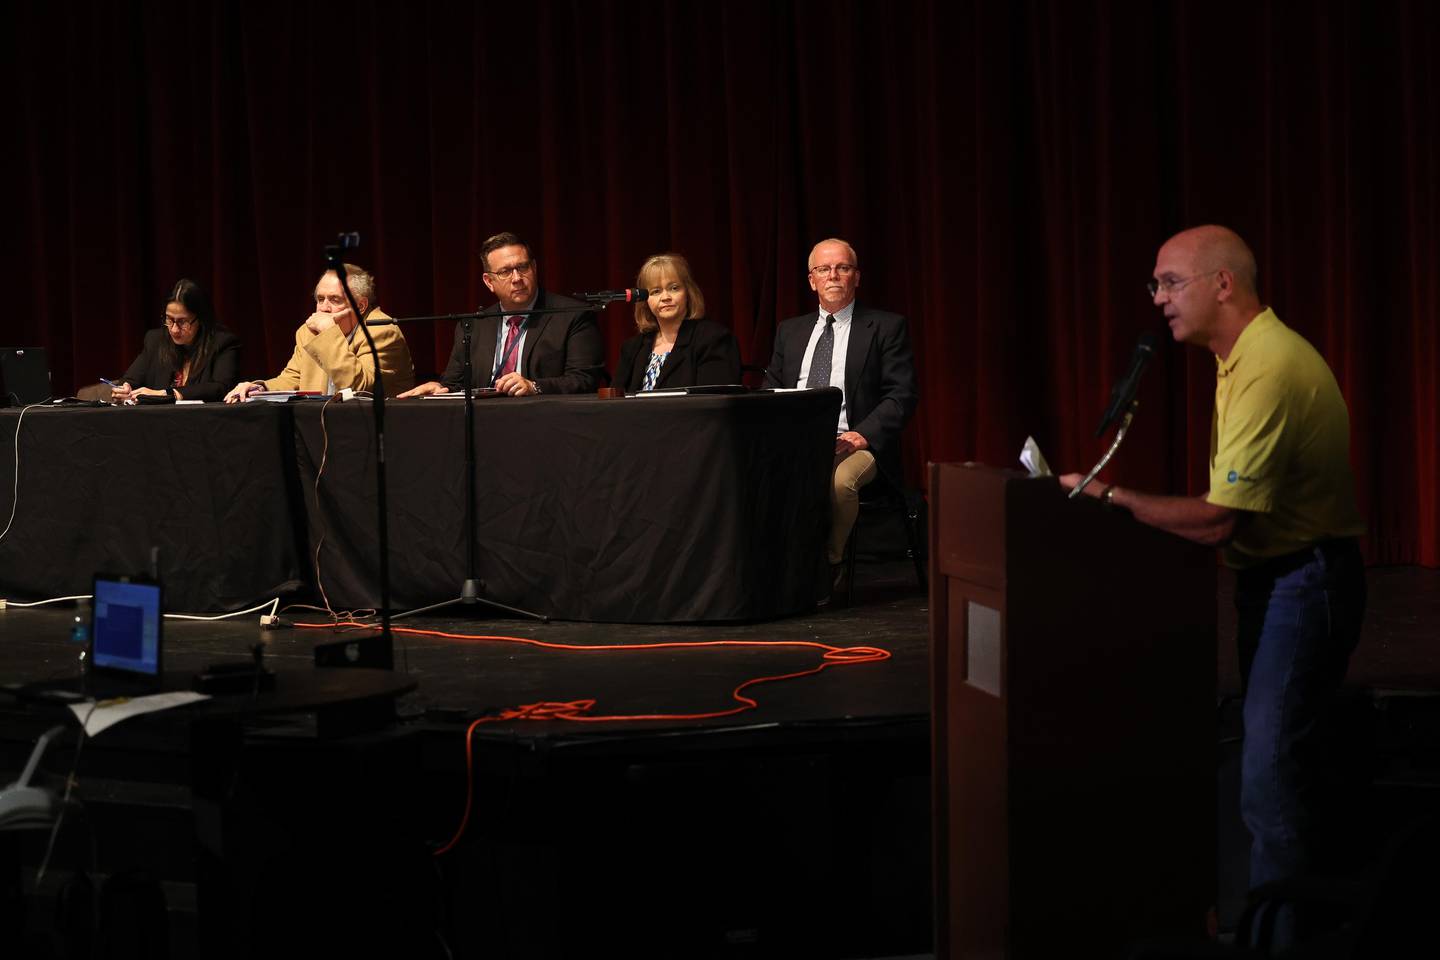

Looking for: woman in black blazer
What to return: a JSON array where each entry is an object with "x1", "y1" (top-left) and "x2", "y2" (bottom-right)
[
  {"x1": 111, "y1": 279, "x2": 240, "y2": 403},
  {"x1": 616, "y1": 253, "x2": 741, "y2": 392}
]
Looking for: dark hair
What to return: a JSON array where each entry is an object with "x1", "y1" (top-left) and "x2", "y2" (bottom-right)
[
  {"x1": 158, "y1": 278, "x2": 222, "y2": 380},
  {"x1": 479, "y1": 232, "x2": 532, "y2": 273}
]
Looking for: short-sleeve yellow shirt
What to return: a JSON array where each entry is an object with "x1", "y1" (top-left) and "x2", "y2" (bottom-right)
[{"x1": 1206, "y1": 308, "x2": 1366, "y2": 568}]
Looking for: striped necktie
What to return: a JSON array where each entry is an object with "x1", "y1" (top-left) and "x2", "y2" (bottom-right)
[{"x1": 496, "y1": 316, "x2": 523, "y2": 379}]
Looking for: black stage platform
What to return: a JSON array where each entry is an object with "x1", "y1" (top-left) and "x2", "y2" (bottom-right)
[
  {"x1": 2, "y1": 561, "x2": 1438, "y2": 959},
  {"x1": 0, "y1": 561, "x2": 932, "y2": 959}
]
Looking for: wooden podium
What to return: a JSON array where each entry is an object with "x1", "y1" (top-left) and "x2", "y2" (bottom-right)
[{"x1": 929, "y1": 463, "x2": 1217, "y2": 959}]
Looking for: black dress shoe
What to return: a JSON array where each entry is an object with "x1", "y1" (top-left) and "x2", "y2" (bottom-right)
[{"x1": 829, "y1": 562, "x2": 851, "y2": 606}]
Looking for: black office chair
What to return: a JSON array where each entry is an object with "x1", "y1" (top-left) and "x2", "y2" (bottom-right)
[{"x1": 842, "y1": 472, "x2": 927, "y2": 604}]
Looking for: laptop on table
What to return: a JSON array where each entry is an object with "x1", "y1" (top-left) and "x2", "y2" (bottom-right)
[
  {"x1": 0, "y1": 347, "x2": 51, "y2": 406},
  {"x1": 86, "y1": 574, "x2": 164, "y2": 699}
]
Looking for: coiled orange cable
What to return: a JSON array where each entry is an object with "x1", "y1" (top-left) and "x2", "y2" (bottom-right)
[{"x1": 295, "y1": 621, "x2": 891, "y2": 854}]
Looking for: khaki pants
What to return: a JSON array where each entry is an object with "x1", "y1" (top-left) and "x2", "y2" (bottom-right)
[{"x1": 829, "y1": 449, "x2": 878, "y2": 564}]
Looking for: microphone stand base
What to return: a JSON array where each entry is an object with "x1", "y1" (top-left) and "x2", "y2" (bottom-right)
[{"x1": 392, "y1": 586, "x2": 549, "y2": 623}]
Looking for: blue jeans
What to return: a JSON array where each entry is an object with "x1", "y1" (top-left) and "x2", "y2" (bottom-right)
[{"x1": 1235, "y1": 539, "x2": 1366, "y2": 945}]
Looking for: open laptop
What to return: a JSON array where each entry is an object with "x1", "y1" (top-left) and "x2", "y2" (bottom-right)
[
  {"x1": 86, "y1": 575, "x2": 164, "y2": 698},
  {"x1": 0, "y1": 347, "x2": 51, "y2": 406}
]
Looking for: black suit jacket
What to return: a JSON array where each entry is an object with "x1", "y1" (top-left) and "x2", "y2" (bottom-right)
[
  {"x1": 615, "y1": 317, "x2": 742, "y2": 392},
  {"x1": 440, "y1": 289, "x2": 607, "y2": 394},
  {"x1": 767, "y1": 303, "x2": 918, "y2": 479},
  {"x1": 120, "y1": 328, "x2": 242, "y2": 402}
]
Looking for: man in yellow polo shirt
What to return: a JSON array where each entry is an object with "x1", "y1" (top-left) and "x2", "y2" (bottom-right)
[{"x1": 1061, "y1": 225, "x2": 1366, "y2": 951}]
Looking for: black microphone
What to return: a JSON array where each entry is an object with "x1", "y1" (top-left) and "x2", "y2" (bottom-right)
[
  {"x1": 742, "y1": 363, "x2": 783, "y2": 387},
  {"x1": 574, "y1": 288, "x2": 646, "y2": 304},
  {"x1": 322, "y1": 232, "x2": 360, "y2": 270},
  {"x1": 1094, "y1": 332, "x2": 1160, "y2": 437}
]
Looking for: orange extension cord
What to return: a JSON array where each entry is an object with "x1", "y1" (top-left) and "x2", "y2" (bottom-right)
[{"x1": 294, "y1": 621, "x2": 891, "y2": 855}]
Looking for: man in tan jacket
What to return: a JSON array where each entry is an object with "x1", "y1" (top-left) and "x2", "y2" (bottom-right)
[{"x1": 225, "y1": 263, "x2": 414, "y2": 401}]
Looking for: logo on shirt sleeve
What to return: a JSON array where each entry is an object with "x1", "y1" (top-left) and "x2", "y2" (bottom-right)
[{"x1": 1226, "y1": 469, "x2": 1260, "y2": 484}]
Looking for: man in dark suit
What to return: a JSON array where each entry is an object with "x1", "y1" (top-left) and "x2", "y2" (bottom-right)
[
  {"x1": 767, "y1": 238, "x2": 919, "y2": 590},
  {"x1": 400, "y1": 231, "x2": 607, "y2": 397}
]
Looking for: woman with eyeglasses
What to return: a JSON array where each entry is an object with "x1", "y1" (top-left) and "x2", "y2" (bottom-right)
[
  {"x1": 110, "y1": 279, "x2": 240, "y2": 403},
  {"x1": 615, "y1": 253, "x2": 741, "y2": 393}
]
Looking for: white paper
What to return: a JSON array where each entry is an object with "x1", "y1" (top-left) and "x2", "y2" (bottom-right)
[
  {"x1": 1019, "y1": 436, "x2": 1052, "y2": 477},
  {"x1": 69, "y1": 691, "x2": 211, "y2": 737},
  {"x1": 420, "y1": 389, "x2": 499, "y2": 399}
]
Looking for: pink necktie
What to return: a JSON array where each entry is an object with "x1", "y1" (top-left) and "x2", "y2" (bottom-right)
[{"x1": 497, "y1": 316, "x2": 522, "y2": 378}]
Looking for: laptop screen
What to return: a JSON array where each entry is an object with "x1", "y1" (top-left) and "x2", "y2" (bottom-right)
[
  {"x1": 0, "y1": 347, "x2": 51, "y2": 406},
  {"x1": 91, "y1": 577, "x2": 163, "y2": 677}
]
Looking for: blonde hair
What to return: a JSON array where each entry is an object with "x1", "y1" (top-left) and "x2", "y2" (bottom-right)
[{"x1": 633, "y1": 253, "x2": 706, "y2": 334}]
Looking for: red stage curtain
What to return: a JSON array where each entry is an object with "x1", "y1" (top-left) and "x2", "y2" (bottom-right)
[{"x1": 5, "y1": 1, "x2": 1436, "y2": 565}]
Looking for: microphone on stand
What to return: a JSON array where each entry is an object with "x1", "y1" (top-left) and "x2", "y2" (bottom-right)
[
  {"x1": 314, "y1": 230, "x2": 395, "y2": 669},
  {"x1": 1068, "y1": 331, "x2": 1160, "y2": 499},
  {"x1": 742, "y1": 363, "x2": 783, "y2": 387},
  {"x1": 1094, "y1": 333, "x2": 1159, "y2": 437},
  {"x1": 574, "y1": 288, "x2": 647, "y2": 304}
]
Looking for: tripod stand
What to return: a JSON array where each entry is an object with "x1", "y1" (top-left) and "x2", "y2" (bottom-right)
[
  {"x1": 313, "y1": 234, "x2": 397, "y2": 668},
  {"x1": 380, "y1": 302, "x2": 601, "y2": 624}
]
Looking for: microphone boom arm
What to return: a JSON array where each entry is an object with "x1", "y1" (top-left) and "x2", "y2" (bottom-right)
[{"x1": 1069, "y1": 399, "x2": 1138, "y2": 499}]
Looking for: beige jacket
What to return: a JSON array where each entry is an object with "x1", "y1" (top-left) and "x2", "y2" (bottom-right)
[{"x1": 261, "y1": 308, "x2": 414, "y2": 396}]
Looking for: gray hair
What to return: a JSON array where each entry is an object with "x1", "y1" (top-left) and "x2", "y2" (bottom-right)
[{"x1": 322, "y1": 262, "x2": 377, "y2": 308}]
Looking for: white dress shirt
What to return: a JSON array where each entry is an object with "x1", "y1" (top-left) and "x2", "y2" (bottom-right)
[{"x1": 795, "y1": 301, "x2": 855, "y2": 432}]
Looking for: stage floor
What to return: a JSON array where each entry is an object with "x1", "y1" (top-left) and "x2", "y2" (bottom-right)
[
  {"x1": 2, "y1": 561, "x2": 1437, "y2": 959},
  {"x1": 0, "y1": 561, "x2": 931, "y2": 738},
  {"x1": 4, "y1": 560, "x2": 1434, "y2": 720},
  {"x1": 1, "y1": 560, "x2": 937, "y2": 960}
]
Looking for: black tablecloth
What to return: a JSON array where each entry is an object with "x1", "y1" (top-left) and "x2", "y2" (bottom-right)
[
  {"x1": 0, "y1": 392, "x2": 840, "y2": 622},
  {"x1": 291, "y1": 391, "x2": 840, "y2": 622},
  {"x1": 0, "y1": 403, "x2": 306, "y2": 611}
]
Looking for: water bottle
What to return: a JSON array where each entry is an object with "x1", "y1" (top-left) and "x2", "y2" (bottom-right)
[{"x1": 70, "y1": 596, "x2": 90, "y2": 645}]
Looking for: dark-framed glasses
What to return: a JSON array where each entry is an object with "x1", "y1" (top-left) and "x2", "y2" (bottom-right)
[
  {"x1": 810, "y1": 263, "x2": 856, "y2": 279},
  {"x1": 488, "y1": 260, "x2": 534, "y2": 280},
  {"x1": 163, "y1": 316, "x2": 198, "y2": 329}
]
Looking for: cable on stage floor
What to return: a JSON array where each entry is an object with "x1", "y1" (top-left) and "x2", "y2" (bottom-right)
[{"x1": 291, "y1": 620, "x2": 892, "y2": 856}]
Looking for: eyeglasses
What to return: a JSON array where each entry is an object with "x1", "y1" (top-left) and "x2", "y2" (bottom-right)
[
  {"x1": 487, "y1": 260, "x2": 534, "y2": 280},
  {"x1": 1147, "y1": 271, "x2": 1218, "y2": 298},
  {"x1": 810, "y1": 263, "x2": 856, "y2": 279},
  {"x1": 163, "y1": 316, "x2": 197, "y2": 329}
]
